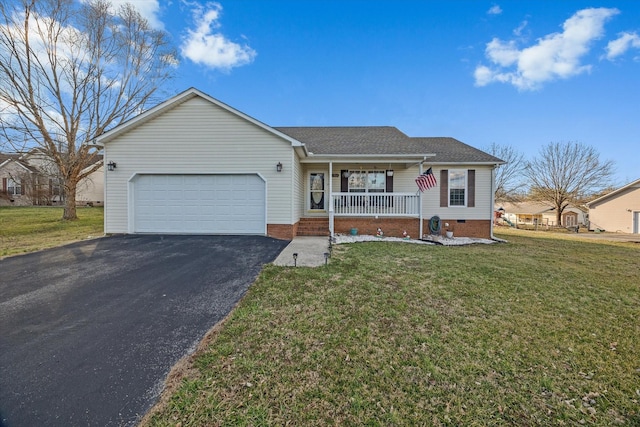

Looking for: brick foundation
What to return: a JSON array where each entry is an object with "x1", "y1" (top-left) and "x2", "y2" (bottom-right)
[
  {"x1": 269, "y1": 218, "x2": 493, "y2": 240},
  {"x1": 267, "y1": 223, "x2": 298, "y2": 240},
  {"x1": 334, "y1": 217, "x2": 492, "y2": 239},
  {"x1": 437, "y1": 219, "x2": 491, "y2": 239},
  {"x1": 334, "y1": 217, "x2": 420, "y2": 239}
]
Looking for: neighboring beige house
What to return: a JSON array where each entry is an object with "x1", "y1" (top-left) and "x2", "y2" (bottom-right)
[
  {"x1": 497, "y1": 201, "x2": 587, "y2": 228},
  {"x1": 97, "y1": 88, "x2": 504, "y2": 240},
  {"x1": 76, "y1": 164, "x2": 104, "y2": 206},
  {"x1": 587, "y1": 178, "x2": 640, "y2": 233},
  {"x1": 0, "y1": 153, "x2": 34, "y2": 206},
  {"x1": 0, "y1": 150, "x2": 103, "y2": 206}
]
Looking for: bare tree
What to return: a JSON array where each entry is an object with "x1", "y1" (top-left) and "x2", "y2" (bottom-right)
[
  {"x1": 484, "y1": 142, "x2": 526, "y2": 203},
  {"x1": 525, "y1": 141, "x2": 615, "y2": 226},
  {"x1": 0, "y1": 0, "x2": 175, "y2": 219}
]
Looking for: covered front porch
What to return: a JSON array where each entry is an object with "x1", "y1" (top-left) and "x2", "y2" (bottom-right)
[{"x1": 301, "y1": 157, "x2": 434, "y2": 237}]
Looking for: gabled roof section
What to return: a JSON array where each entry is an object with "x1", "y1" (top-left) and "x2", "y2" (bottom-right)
[
  {"x1": 409, "y1": 137, "x2": 504, "y2": 164},
  {"x1": 0, "y1": 156, "x2": 39, "y2": 174},
  {"x1": 586, "y1": 178, "x2": 640, "y2": 207},
  {"x1": 0, "y1": 153, "x2": 20, "y2": 164},
  {"x1": 274, "y1": 127, "x2": 411, "y2": 155},
  {"x1": 95, "y1": 88, "x2": 306, "y2": 150},
  {"x1": 275, "y1": 127, "x2": 503, "y2": 163}
]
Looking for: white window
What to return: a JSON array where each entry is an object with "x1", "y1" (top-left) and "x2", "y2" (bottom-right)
[
  {"x1": 7, "y1": 178, "x2": 21, "y2": 196},
  {"x1": 348, "y1": 171, "x2": 385, "y2": 193},
  {"x1": 449, "y1": 170, "x2": 466, "y2": 206}
]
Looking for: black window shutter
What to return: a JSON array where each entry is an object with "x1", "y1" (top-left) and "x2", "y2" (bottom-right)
[
  {"x1": 385, "y1": 171, "x2": 394, "y2": 207},
  {"x1": 341, "y1": 170, "x2": 348, "y2": 192},
  {"x1": 385, "y1": 171, "x2": 393, "y2": 192},
  {"x1": 468, "y1": 170, "x2": 475, "y2": 207},
  {"x1": 440, "y1": 170, "x2": 448, "y2": 207}
]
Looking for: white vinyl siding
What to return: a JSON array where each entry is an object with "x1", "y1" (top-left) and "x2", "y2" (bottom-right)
[
  {"x1": 380, "y1": 165, "x2": 492, "y2": 220},
  {"x1": 292, "y1": 151, "x2": 304, "y2": 222},
  {"x1": 421, "y1": 167, "x2": 492, "y2": 220},
  {"x1": 322, "y1": 164, "x2": 493, "y2": 221},
  {"x1": 104, "y1": 96, "x2": 294, "y2": 234}
]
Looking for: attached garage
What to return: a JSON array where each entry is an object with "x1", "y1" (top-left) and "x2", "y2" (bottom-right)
[
  {"x1": 131, "y1": 174, "x2": 265, "y2": 234},
  {"x1": 99, "y1": 88, "x2": 306, "y2": 239}
]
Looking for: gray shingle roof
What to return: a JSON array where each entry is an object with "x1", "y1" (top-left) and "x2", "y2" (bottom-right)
[
  {"x1": 0, "y1": 153, "x2": 20, "y2": 164},
  {"x1": 408, "y1": 137, "x2": 504, "y2": 163},
  {"x1": 274, "y1": 127, "x2": 411, "y2": 154},
  {"x1": 275, "y1": 126, "x2": 503, "y2": 163}
]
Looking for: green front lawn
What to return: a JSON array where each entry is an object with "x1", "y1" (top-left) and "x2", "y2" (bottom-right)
[
  {"x1": 0, "y1": 206, "x2": 104, "y2": 257},
  {"x1": 144, "y1": 230, "x2": 640, "y2": 426}
]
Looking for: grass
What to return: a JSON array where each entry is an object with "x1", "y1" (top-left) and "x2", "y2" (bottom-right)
[
  {"x1": 143, "y1": 228, "x2": 640, "y2": 426},
  {"x1": 0, "y1": 206, "x2": 104, "y2": 257}
]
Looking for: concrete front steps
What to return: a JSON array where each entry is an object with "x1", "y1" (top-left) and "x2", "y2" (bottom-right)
[{"x1": 297, "y1": 217, "x2": 330, "y2": 236}]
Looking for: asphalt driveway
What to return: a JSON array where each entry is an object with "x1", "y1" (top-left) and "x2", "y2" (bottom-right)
[{"x1": 0, "y1": 235, "x2": 288, "y2": 427}]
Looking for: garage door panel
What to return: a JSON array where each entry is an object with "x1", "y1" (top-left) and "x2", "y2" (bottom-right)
[{"x1": 133, "y1": 174, "x2": 265, "y2": 234}]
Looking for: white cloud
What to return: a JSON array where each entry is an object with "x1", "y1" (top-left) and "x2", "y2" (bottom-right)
[
  {"x1": 605, "y1": 32, "x2": 640, "y2": 60},
  {"x1": 513, "y1": 20, "x2": 528, "y2": 37},
  {"x1": 488, "y1": 5, "x2": 502, "y2": 16},
  {"x1": 475, "y1": 7, "x2": 619, "y2": 90},
  {"x1": 180, "y1": 1, "x2": 256, "y2": 70}
]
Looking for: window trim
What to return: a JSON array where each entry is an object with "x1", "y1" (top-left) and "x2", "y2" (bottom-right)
[
  {"x1": 7, "y1": 178, "x2": 22, "y2": 196},
  {"x1": 448, "y1": 169, "x2": 467, "y2": 207},
  {"x1": 347, "y1": 170, "x2": 386, "y2": 193}
]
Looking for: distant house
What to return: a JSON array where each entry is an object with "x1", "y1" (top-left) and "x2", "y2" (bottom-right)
[
  {"x1": 97, "y1": 88, "x2": 504, "y2": 239},
  {"x1": 587, "y1": 178, "x2": 640, "y2": 233},
  {"x1": 0, "y1": 153, "x2": 34, "y2": 206},
  {"x1": 497, "y1": 201, "x2": 587, "y2": 228},
  {"x1": 0, "y1": 150, "x2": 103, "y2": 207}
]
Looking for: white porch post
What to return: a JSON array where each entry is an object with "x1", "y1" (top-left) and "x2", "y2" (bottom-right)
[
  {"x1": 328, "y1": 161, "x2": 334, "y2": 237},
  {"x1": 419, "y1": 162, "x2": 423, "y2": 238}
]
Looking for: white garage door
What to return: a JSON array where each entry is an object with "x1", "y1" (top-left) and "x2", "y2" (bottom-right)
[{"x1": 132, "y1": 174, "x2": 265, "y2": 234}]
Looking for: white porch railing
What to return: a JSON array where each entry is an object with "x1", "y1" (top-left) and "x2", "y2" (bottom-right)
[{"x1": 331, "y1": 192, "x2": 419, "y2": 216}]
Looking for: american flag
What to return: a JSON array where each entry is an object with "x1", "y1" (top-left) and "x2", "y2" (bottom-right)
[{"x1": 415, "y1": 167, "x2": 437, "y2": 192}]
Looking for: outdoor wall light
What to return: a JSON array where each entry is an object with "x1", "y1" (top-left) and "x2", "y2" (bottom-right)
[
  {"x1": 292, "y1": 252, "x2": 298, "y2": 267},
  {"x1": 387, "y1": 170, "x2": 394, "y2": 177},
  {"x1": 342, "y1": 171, "x2": 351, "y2": 178},
  {"x1": 107, "y1": 161, "x2": 117, "y2": 171},
  {"x1": 276, "y1": 162, "x2": 283, "y2": 172}
]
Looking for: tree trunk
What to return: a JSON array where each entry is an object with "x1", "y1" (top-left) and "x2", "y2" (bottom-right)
[
  {"x1": 63, "y1": 181, "x2": 78, "y2": 220},
  {"x1": 556, "y1": 209, "x2": 562, "y2": 226}
]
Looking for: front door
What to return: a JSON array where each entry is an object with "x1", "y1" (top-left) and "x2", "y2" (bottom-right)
[{"x1": 309, "y1": 172, "x2": 325, "y2": 210}]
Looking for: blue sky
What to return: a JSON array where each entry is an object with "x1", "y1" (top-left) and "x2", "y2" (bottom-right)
[{"x1": 128, "y1": 0, "x2": 638, "y2": 186}]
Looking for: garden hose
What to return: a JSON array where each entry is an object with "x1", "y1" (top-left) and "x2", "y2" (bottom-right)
[{"x1": 429, "y1": 215, "x2": 441, "y2": 234}]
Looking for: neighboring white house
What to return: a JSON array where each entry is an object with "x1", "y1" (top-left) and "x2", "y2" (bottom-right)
[
  {"x1": 96, "y1": 88, "x2": 504, "y2": 240},
  {"x1": 0, "y1": 150, "x2": 103, "y2": 206},
  {"x1": 587, "y1": 178, "x2": 640, "y2": 233},
  {"x1": 497, "y1": 201, "x2": 587, "y2": 228}
]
